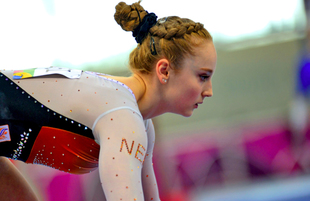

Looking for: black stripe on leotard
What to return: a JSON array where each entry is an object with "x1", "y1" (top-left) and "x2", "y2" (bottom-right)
[{"x1": 0, "y1": 72, "x2": 94, "y2": 162}]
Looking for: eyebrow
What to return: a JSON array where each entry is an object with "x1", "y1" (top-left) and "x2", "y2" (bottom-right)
[{"x1": 200, "y1": 67, "x2": 213, "y2": 73}]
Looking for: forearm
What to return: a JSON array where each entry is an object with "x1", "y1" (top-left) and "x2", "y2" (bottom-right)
[
  {"x1": 142, "y1": 158, "x2": 160, "y2": 201},
  {"x1": 142, "y1": 119, "x2": 161, "y2": 201}
]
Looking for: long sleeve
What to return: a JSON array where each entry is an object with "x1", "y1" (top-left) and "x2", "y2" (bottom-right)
[
  {"x1": 141, "y1": 120, "x2": 160, "y2": 201},
  {"x1": 93, "y1": 108, "x2": 149, "y2": 201},
  {"x1": 0, "y1": 69, "x2": 160, "y2": 200}
]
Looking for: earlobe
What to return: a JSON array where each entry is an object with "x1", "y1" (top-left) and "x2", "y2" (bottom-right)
[{"x1": 156, "y1": 58, "x2": 170, "y2": 84}]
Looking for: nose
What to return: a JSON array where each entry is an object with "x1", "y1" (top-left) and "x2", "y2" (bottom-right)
[
  {"x1": 202, "y1": 82, "x2": 213, "y2": 98},
  {"x1": 202, "y1": 89, "x2": 213, "y2": 97}
]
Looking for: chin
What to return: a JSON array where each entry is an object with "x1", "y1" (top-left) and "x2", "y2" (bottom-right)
[
  {"x1": 180, "y1": 111, "x2": 193, "y2": 117},
  {"x1": 172, "y1": 108, "x2": 194, "y2": 117}
]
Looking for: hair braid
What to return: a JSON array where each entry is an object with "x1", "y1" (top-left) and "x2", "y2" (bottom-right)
[
  {"x1": 114, "y1": 1, "x2": 212, "y2": 74},
  {"x1": 150, "y1": 17, "x2": 207, "y2": 40}
]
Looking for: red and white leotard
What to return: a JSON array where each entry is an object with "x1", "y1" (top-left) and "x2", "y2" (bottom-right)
[{"x1": 0, "y1": 69, "x2": 160, "y2": 201}]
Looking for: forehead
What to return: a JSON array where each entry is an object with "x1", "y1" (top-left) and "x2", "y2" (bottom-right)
[
  {"x1": 196, "y1": 41, "x2": 216, "y2": 65},
  {"x1": 184, "y1": 41, "x2": 217, "y2": 71}
]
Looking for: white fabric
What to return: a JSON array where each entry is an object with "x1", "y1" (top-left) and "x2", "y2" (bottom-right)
[{"x1": 0, "y1": 69, "x2": 160, "y2": 201}]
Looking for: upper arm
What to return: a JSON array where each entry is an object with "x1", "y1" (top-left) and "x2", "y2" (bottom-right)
[{"x1": 93, "y1": 109, "x2": 148, "y2": 200}]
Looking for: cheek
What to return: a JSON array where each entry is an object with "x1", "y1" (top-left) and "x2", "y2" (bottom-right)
[{"x1": 183, "y1": 86, "x2": 201, "y2": 101}]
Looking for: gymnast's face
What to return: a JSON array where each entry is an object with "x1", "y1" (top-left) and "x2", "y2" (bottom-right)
[{"x1": 166, "y1": 40, "x2": 217, "y2": 117}]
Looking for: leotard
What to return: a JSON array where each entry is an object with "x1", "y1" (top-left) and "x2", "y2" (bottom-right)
[{"x1": 0, "y1": 69, "x2": 160, "y2": 201}]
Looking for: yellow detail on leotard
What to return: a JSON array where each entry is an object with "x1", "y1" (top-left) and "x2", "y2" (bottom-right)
[{"x1": 13, "y1": 72, "x2": 33, "y2": 79}]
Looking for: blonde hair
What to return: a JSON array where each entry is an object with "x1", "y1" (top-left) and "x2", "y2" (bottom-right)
[{"x1": 114, "y1": 1, "x2": 212, "y2": 74}]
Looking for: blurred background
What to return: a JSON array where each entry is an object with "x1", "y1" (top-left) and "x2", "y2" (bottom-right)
[{"x1": 1, "y1": 0, "x2": 310, "y2": 200}]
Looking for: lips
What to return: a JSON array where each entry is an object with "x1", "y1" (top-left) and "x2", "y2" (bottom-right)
[{"x1": 194, "y1": 102, "x2": 203, "y2": 109}]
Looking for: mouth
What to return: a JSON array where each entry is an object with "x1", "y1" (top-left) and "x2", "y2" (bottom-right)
[{"x1": 194, "y1": 102, "x2": 203, "y2": 109}]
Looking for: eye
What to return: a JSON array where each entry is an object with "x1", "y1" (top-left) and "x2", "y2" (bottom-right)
[{"x1": 199, "y1": 75, "x2": 210, "y2": 82}]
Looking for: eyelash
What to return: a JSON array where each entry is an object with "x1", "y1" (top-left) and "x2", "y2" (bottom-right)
[{"x1": 199, "y1": 75, "x2": 210, "y2": 82}]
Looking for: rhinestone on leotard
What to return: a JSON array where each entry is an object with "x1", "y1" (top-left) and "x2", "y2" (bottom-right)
[{"x1": 11, "y1": 130, "x2": 31, "y2": 160}]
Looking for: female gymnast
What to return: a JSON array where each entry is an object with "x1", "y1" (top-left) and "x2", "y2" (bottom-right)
[{"x1": 0, "y1": 1, "x2": 217, "y2": 200}]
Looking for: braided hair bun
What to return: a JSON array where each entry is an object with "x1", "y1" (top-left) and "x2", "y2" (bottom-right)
[{"x1": 114, "y1": 1, "x2": 148, "y2": 32}]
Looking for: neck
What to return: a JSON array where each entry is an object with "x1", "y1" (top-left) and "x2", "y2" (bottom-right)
[
  {"x1": 132, "y1": 72, "x2": 168, "y2": 119},
  {"x1": 132, "y1": 73, "x2": 146, "y2": 102}
]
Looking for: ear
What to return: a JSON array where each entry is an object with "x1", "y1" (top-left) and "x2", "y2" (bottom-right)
[{"x1": 155, "y1": 58, "x2": 171, "y2": 84}]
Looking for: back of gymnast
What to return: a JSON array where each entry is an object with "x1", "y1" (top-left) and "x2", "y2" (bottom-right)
[{"x1": 0, "y1": 1, "x2": 217, "y2": 200}]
